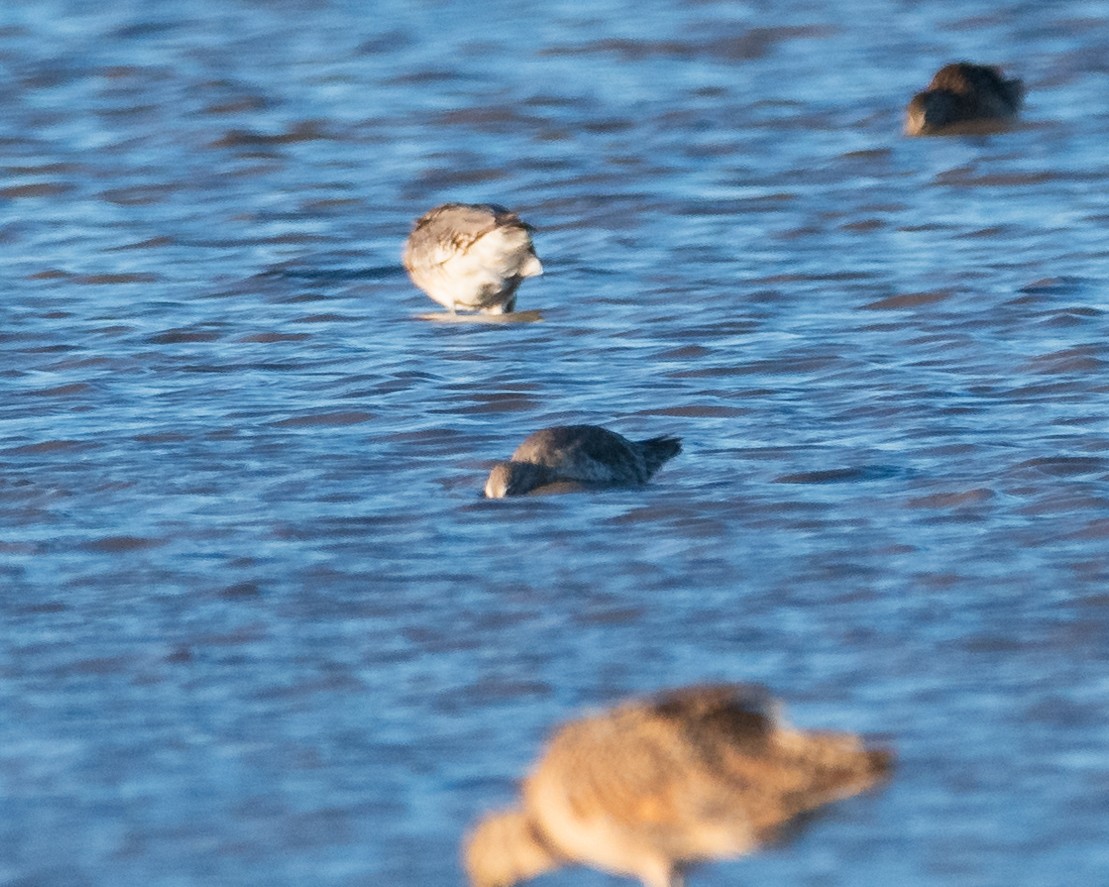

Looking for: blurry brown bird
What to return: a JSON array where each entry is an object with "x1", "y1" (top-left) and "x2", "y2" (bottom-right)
[
  {"x1": 464, "y1": 684, "x2": 894, "y2": 887},
  {"x1": 403, "y1": 203, "x2": 542, "y2": 314},
  {"x1": 905, "y1": 62, "x2": 1023, "y2": 135}
]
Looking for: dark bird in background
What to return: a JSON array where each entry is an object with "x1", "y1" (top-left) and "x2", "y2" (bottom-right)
[
  {"x1": 905, "y1": 62, "x2": 1023, "y2": 135},
  {"x1": 483, "y1": 425, "x2": 682, "y2": 498},
  {"x1": 464, "y1": 684, "x2": 894, "y2": 887},
  {"x1": 403, "y1": 203, "x2": 542, "y2": 314}
]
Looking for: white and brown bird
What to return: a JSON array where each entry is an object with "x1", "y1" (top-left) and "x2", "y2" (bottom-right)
[
  {"x1": 483, "y1": 425, "x2": 682, "y2": 498},
  {"x1": 464, "y1": 684, "x2": 893, "y2": 887},
  {"x1": 403, "y1": 203, "x2": 542, "y2": 314},
  {"x1": 905, "y1": 62, "x2": 1023, "y2": 135}
]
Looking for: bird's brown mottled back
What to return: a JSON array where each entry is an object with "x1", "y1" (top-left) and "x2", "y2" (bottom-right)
[{"x1": 464, "y1": 684, "x2": 893, "y2": 887}]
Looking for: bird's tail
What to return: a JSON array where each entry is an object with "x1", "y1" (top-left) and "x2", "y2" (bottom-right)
[
  {"x1": 640, "y1": 436, "x2": 683, "y2": 476},
  {"x1": 785, "y1": 731, "x2": 895, "y2": 814},
  {"x1": 1003, "y1": 76, "x2": 1025, "y2": 110},
  {"x1": 518, "y1": 252, "x2": 543, "y2": 278}
]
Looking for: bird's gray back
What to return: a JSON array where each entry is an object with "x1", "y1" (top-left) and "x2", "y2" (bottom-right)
[{"x1": 510, "y1": 426, "x2": 648, "y2": 484}]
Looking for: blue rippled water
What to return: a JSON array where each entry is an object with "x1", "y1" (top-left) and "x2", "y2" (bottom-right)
[{"x1": 2, "y1": 1, "x2": 1108, "y2": 884}]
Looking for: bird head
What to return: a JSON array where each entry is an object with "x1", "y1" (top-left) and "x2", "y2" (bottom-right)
[{"x1": 463, "y1": 808, "x2": 560, "y2": 887}]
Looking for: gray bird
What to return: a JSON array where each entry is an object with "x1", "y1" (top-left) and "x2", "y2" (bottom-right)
[
  {"x1": 464, "y1": 684, "x2": 894, "y2": 887},
  {"x1": 905, "y1": 62, "x2": 1023, "y2": 135},
  {"x1": 483, "y1": 425, "x2": 682, "y2": 498},
  {"x1": 403, "y1": 203, "x2": 542, "y2": 314}
]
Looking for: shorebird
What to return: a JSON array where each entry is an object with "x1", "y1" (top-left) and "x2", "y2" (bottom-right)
[
  {"x1": 402, "y1": 203, "x2": 542, "y2": 314},
  {"x1": 905, "y1": 62, "x2": 1023, "y2": 135},
  {"x1": 483, "y1": 425, "x2": 682, "y2": 498},
  {"x1": 464, "y1": 684, "x2": 893, "y2": 887}
]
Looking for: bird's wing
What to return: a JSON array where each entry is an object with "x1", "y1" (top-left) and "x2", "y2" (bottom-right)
[
  {"x1": 535, "y1": 700, "x2": 760, "y2": 860},
  {"x1": 650, "y1": 685, "x2": 891, "y2": 837},
  {"x1": 409, "y1": 206, "x2": 501, "y2": 268}
]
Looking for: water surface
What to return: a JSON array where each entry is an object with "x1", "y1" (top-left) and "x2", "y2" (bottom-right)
[{"x1": 2, "y1": 1, "x2": 1109, "y2": 884}]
